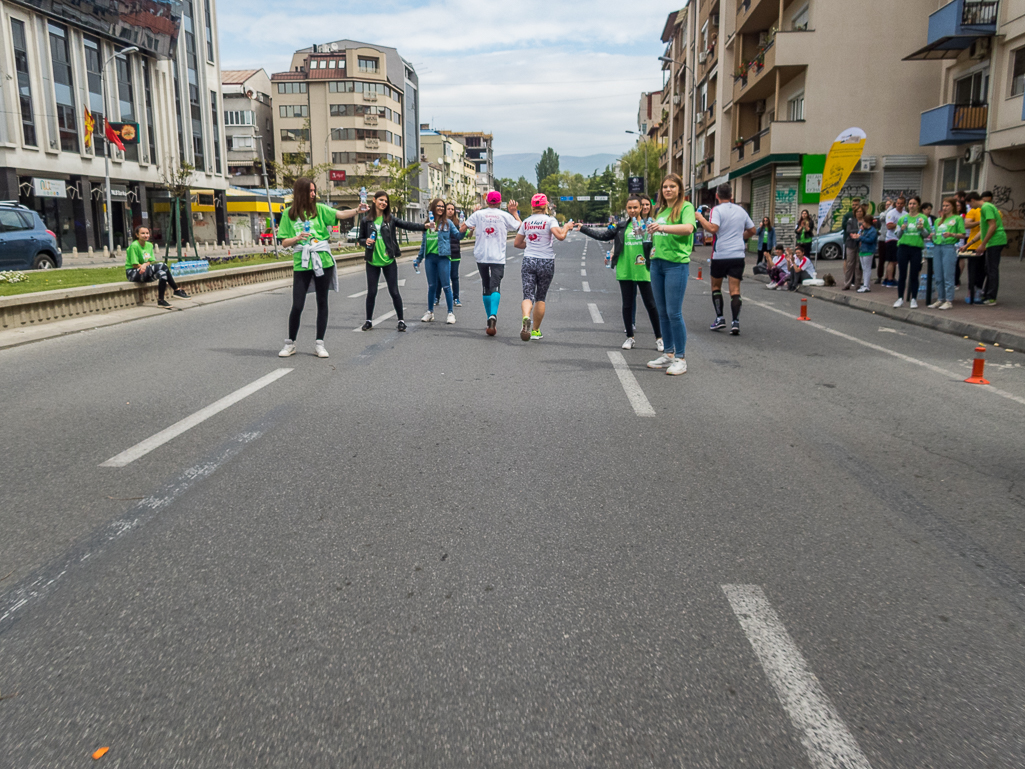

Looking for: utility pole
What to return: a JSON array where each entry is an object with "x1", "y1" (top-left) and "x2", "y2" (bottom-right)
[
  {"x1": 101, "y1": 44, "x2": 139, "y2": 254},
  {"x1": 255, "y1": 134, "x2": 279, "y2": 258}
]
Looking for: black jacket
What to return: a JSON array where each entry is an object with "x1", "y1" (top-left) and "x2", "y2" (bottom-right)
[
  {"x1": 358, "y1": 215, "x2": 427, "y2": 260},
  {"x1": 580, "y1": 219, "x2": 652, "y2": 268}
]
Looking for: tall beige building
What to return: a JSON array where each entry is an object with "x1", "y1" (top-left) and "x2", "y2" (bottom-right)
[{"x1": 419, "y1": 127, "x2": 477, "y2": 209}]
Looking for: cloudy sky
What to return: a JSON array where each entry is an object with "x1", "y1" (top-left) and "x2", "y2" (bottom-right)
[{"x1": 216, "y1": 0, "x2": 683, "y2": 158}]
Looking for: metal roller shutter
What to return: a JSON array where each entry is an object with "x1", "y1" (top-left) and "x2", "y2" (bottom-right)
[
  {"x1": 881, "y1": 169, "x2": 922, "y2": 202},
  {"x1": 774, "y1": 178, "x2": 798, "y2": 247},
  {"x1": 751, "y1": 174, "x2": 771, "y2": 226}
]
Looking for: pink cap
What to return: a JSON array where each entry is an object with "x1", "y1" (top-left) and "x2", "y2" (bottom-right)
[
  {"x1": 486, "y1": 191, "x2": 502, "y2": 205},
  {"x1": 531, "y1": 193, "x2": 548, "y2": 208}
]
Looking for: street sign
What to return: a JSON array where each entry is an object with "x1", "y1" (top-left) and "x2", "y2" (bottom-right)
[
  {"x1": 577, "y1": 195, "x2": 591, "y2": 201},
  {"x1": 559, "y1": 196, "x2": 574, "y2": 202},
  {"x1": 594, "y1": 195, "x2": 609, "y2": 201},
  {"x1": 329, "y1": 170, "x2": 347, "y2": 182},
  {"x1": 627, "y1": 176, "x2": 644, "y2": 193}
]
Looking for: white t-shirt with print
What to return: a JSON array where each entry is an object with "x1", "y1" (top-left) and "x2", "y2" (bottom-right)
[
  {"x1": 709, "y1": 202, "x2": 755, "y2": 260},
  {"x1": 517, "y1": 214, "x2": 559, "y2": 259},
  {"x1": 793, "y1": 254, "x2": 817, "y2": 278},
  {"x1": 464, "y1": 208, "x2": 520, "y2": 264},
  {"x1": 884, "y1": 207, "x2": 902, "y2": 242}
]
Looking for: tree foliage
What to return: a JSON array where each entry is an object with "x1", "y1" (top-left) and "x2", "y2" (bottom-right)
[
  {"x1": 341, "y1": 158, "x2": 423, "y2": 215},
  {"x1": 535, "y1": 147, "x2": 560, "y2": 190},
  {"x1": 616, "y1": 139, "x2": 664, "y2": 210},
  {"x1": 268, "y1": 119, "x2": 332, "y2": 189},
  {"x1": 495, "y1": 176, "x2": 537, "y2": 205}
]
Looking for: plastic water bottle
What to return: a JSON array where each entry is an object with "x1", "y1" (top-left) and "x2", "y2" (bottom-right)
[
  {"x1": 359, "y1": 187, "x2": 367, "y2": 207},
  {"x1": 414, "y1": 260, "x2": 420, "y2": 274},
  {"x1": 918, "y1": 270, "x2": 929, "y2": 300},
  {"x1": 605, "y1": 250, "x2": 612, "y2": 269},
  {"x1": 428, "y1": 211, "x2": 435, "y2": 227}
]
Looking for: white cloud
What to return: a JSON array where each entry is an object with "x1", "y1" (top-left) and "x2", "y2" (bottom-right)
[{"x1": 217, "y1": 0, "x2": 682, "y2": 156}]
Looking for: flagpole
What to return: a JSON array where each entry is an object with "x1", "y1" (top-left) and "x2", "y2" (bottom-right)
[{"x1": 102, "y1": 44, "x2": 139, "y2": 256}]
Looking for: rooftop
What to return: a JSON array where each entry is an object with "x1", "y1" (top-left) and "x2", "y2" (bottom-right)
[{"x1": 221, "y1": 69, "x2": 262, "y2": 85}]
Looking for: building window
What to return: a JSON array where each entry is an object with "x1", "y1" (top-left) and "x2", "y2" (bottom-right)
[
  {"x1": 48, "y1": 22, "x2": 79, "y2": 153},
  {"x1": 10, "y1": 20, "x2": 35, "y2": 146},
  {"x1": 182, "y1": 0, "x2": 205, "y2": 170},
  {"x1": 230, "y1": 135, "x2": 254, "y2": 150},
  {"x1": 328, "y1": 60, "x2": 336, "y2": 69},
  {"x1": 941, "y1": 157, "x2": 980, "y2": 196},
  {"x1": 280, "y1": 128, "x2": 309, "y2": 142},
  {"x1": 210, "y1": 91, "x2": 221, "y2": 174},
  {"x1": 330, "y1": 127, "x2": 355, "y2": 140},
  {"x1": 279, "y1": 104, "x2": 309, "y2": 118},
  {"x1": 225, "y1": 110, "x2": 255, "y2": 125},
  {"x1": 142, "y1": 58, "x2": 156, "y2": 162},
  {"x1": 116, "y1": 53, "x2": 139, "y2": 161},
  {"x1": 277, "y1": 82, "x2": 307, "y2": 94},
  {"x1": 792, "y1": 4, "x2": 809, "y2": 31},
  {"x1": 203, "y1": 0, "x2": 214, "y2": 61},
  {"x1": 1011, "y1": 48, "x2": 1025, "y2": 97},
  {"x1": 787, "y1": 92, "x2": 804, "y2": 121},
  {"x1": 83, "y1": 37, "x2": 104, "y2": 150},
  {"x1": 954, "y1": 70, "x2": 988, "y2": 105},
  {"x1": 329, "y1": 104, "x2": 352, "y2": 117},
  {"x1": 358, "y1": 56, "x2": 379, "y2": 73},
  {"x1": 282, "y1": 152, "x2": 311, "y2": 164}
]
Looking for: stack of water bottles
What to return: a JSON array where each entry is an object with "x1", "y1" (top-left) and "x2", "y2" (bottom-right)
[{"x1": 170, "y1": 260, "x2": 210, "y2": 277}]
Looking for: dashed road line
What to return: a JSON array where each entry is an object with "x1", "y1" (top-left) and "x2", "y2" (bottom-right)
[
  {"x1": 582, "y1": 281, "x2": 591, "y2": 293},
  {"x1": 607, "y1": 351, "x2": 655, "y2": 417},
  {"x1": 347, "y1": 279, "x2": 406, "y2": 298},
  {"x1": 581, "y1": 269, "x2": 587, "y2": 276},
  {"x1": 588, "y1": 303, "x2": 604, "y2": 324},
  {"x1": 353, "y1": 309, "x2": 398, "y2": 331}
]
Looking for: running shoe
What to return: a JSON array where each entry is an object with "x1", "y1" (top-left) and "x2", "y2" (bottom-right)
[
  {"x1": 909, "y1": 298, "x2": 918, "y2": 309},
  {"x1": 454, "y1": 299, "x2": 461, "y2": 307},
  {"x1": 361, "y1": 320, "x2": 373, "y2": 331},
  {"x1": 397, "y1": 320, "x2": 407, "y2": 332},
  {"x1": 666, "y1": 357, "x2": 688, "y2": 376},
  {"x1": 765, "y1": 282, "x2": 778, "y2": 289},
  {"x1": 314, "y1": 340, "x2": 329, "y2": 358},
  {"x1": 421, "y1": 311, "x2": 434, "y2": 322},
  {"x1": 857, "y1": 286, "x2": 870, "y2": 293},
  {"x1": 622, "y1": 337, "x2": 636, "y2": 350},
  {"x1": 158, "y1": 299, "x2": 172, "y2": 308},
  {"x1": 939, "y1": 301, "x2": 953, "y2": 310},
  {"x1": 730, "y1": 320, "x2": 740, "y2": 336},
  {"x1": 447, "y1": 312, "x2": 456, "y2": 324},
  {"x1": 982, "y1": 299, "x2": 997, "y2": 306},
  {"x1": 893, "y1": 298, "x2": 904, "y2": 308},
  {"x1": 530, "y1": 329, "x2": 543, "y2": 341},
  {"x1": 710, "y1": 317, "x2": 727, "y2": 331},
  {"x1": 278, "y1": 341, "x2": 296, "y2": 357},
  {"x1": 486, "y1": 315, "x2": 497, "y2": 336},
  {"x1": 647, "y1": 355, "x2": 673, "y2": 369},
  {"x1": 520, "y1": 316, "x2": 531, "y2": 341},
  {"x1": 173, "y1": 289, "x2": 190, "y2": 299},
  {"x1": 656, "y1": 338, "x2": 664, "y2": 352}
]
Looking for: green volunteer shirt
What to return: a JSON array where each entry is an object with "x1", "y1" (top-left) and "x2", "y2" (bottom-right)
[
  {"x1": 897, "y1": 213, "x2": 931, "y2": 248},
  {"x1": 125, "y1": 240, "x2": 154, "y2": 269},
  {"x1": 652, "y1": 203, "x2": 696, "y2": 264},
  {"x1": 369, "y1": 216, "x2": 392, "y2": 267},
  {"x1": 979, "y1": 202, "x2": 1007, "y2": 247},
  {"x1": 617, "y1": 226, "x2": 651, "y2": 282},
  {"x1": 423, "y1": 230, "x2": 439, "y2": 256},
  {"x1": 277, "y1": 203, "x2": 338, "y2": 271},
  {"x1": 932, "y1": 214, "x2": 965, "y2": 246}
]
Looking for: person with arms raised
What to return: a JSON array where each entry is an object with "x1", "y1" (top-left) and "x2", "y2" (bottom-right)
[{"x1": 460, "y1": 191, "x2": 521, "y2": 336}]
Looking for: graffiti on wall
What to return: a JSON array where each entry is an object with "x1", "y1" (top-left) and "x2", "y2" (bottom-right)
[
  {"x1": 826, "y1": 181, "x2": 874, "y2": 232},
  {"x1": 989, "y1": 185, "x2": 1025, "y2": 230}
]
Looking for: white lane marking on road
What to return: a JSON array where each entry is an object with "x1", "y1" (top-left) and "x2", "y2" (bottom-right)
[
  {"x1": 581, "y1": 269, "x2": 587, "y2": 276},
  {"x1": 466, "y1": 270, "x2": 481, "y2": 278},
  {"x1": 582, "y1": 281, "x2": 591, "y2": 293},
  {"x1": 353, "y1": 309, "x2": 398, "y2": 331},
  {"x1": 347, "y1": 279, "x2": 406, "y2": 298},
  {"x1": 746, "y1": 297, "x2": 1025, "y2": 407},
  {"x1": 588, "y1": 303, "x2": 604, "y2": 324},
  {"x1": 100, "y1": 370, "x2": 291, "y2": 467},
  {"x1": 722, "y1": 585, "x2": 873, "y2": 769},
  {"x1": 607, "y1": 351, "x2": 656, "y2": 417}
]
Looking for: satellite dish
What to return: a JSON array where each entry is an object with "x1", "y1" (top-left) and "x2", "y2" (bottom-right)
[
  {"x1": 245, "y1": 90, "x2": 254, "y2": 98},
  {"x1": 330, "y1": 43, "x2": 339, "y2": 52}
]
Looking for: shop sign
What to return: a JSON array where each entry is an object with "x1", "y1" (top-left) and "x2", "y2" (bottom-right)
[{"x1": 33, "y1": 178, "x2": 67, "y2": 198}]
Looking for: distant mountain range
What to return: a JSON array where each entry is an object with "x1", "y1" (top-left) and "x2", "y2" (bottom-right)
[{"x1": 494, "y1": 153, "x2": 620, "y2": 183}]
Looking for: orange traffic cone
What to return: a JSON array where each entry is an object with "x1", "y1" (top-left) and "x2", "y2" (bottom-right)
[
  {"x1": 697, "y1": 265, "x2": 703, "y2": 280},
  {"x1": 798, "y1": 298, "x2": 810, "y2": 321},
  {"x1": 965, "y1": 345, "x2": 990, "y2": 385}
]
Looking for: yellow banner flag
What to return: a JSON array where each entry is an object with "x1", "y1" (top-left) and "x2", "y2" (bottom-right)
[{"x1": 816, "y1": 127, "x2": 866, "y2": 234}]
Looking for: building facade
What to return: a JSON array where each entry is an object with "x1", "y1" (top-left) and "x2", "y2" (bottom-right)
[
  {"x1": 270, "y1": 40, "x2": 419, "y2": 211},
  {"x1": 222, "y1": 69, "x2": 273, "y2": 189},
  {"x1": 0, "y1": 0, "x2": 228, "y2": 252},
  {"x1": 659, "y1": 8, "x2": 693, "y2": 181},
  {"x1": 419, "y1": 127, "x2": 477, "y2": 208},
  {"x1": 439, "y1": 131, "x2": 494, "y2": 195}
]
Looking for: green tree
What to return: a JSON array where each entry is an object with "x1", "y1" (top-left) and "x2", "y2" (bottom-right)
[
  {"x1": 268, "y1": 119, "x2": 331, "y2": 189},
  {"x1": 342, "y1": 158, "x2": 423, "y2": 215},
  {"x1": 540, "y1": 171, "x2": 588, "y2": 221},
  {"x1": 535, "y1": 147, "x2": 560, "y2": 189},
  {"x1": 496, "y1": 176, "x2": 537, "y2": 205},
  {"x1": 616, "y1": 138, "x2": 664, "y2": 210}
]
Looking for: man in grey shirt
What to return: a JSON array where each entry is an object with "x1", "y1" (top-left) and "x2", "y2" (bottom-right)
[{"x1": 695, "y1": 183, "x2": 757, "y2": 335}]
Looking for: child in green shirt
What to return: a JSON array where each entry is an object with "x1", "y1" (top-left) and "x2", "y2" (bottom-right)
[{"x1": 125, "y1": 225, "x2": 188, "y2": 308}]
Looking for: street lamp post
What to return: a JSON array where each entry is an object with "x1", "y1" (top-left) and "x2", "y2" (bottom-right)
[
  {"x1": 254, "y1": 134, "x2": 279, "y2": 258},
  {"x1": 101, "y1": 44, "x2": 138, "y2": 255},
  {"x1": 624, "y1": 130, "x2": 647, "y2": 197}
]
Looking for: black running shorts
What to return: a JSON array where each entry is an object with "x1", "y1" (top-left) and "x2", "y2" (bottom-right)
[{"x1": 710, "y1": 258, "x2": 745, "y2": 280}]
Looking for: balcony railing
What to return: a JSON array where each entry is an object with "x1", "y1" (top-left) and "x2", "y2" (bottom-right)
[
  {"x1": 906, "y1": 0, "x2": 999, "y2": 59},
  {"x1": 919, "y1": 101, "x2": 988, "y2": 145},
  {"x1": 962, "y1": 1, "x2": 998, "y2": 26},
  {"x1": 731, "y1": 127, "x2": 770, "y2": 166},
  {"x1": 953, "y1": 102, "x2": 988, "y2": 129}
]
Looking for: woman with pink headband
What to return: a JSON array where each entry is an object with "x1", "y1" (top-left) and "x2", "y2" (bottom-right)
[{"x1": 513, "y1": 193, "x2": 573, "y2": 341}]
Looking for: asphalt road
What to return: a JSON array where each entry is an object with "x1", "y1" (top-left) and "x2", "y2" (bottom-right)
[{"x1": 2, "y1": 235, "x2": 1024, "y2": 768}]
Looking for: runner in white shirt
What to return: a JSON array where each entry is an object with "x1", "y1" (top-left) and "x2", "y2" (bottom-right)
[
  {"x1": 694, "y1": 183, "x2": 756, "y2": 335},
  {"x1": 513, "y1": 193, "x2": 573, "y2": 341},
  {"x1": 461, "y1": 191, "x2": 521, "y2": 336}
]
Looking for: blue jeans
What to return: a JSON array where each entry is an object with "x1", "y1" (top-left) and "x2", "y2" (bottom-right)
[
  {"x1": 650, "y1": 258, "x2": 689, "y2": 356},
  {"x1": 425, "y1": 253, "x2": 453, "y2": 313},
  {"x1": 933, "y1": 244, "x2": 958, "y2": 302}
]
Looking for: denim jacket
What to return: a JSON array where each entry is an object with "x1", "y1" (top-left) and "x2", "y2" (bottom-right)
[
  {"x1": 417, "y1": 220, "x2": 464, "y2": 260},
  {"x1": 857, "y1": 225, "x2": 878, "y2": 254},
  {"x1": 757, "y1": 226, "x2": 776, "y2": 251}
]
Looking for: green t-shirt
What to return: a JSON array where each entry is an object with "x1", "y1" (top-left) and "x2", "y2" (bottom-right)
[
  {"x1": 617, "y1": 224, "x2": 651, "y2": 282},
  {"x1": 897, "y1": 213, "x2": 931, "y2": 248},
  {"x1": 125, "y1": 240, "x2": 154, "y2": 269},
  {"x1": 932, "y1": 214, "x2": 965, "y2": 246},
  {"x1": 277, "y1": 203, "x2": 338, "y2": 271},
  {"x1": 652, "y1": 203, "x2": 695, "y2": 263},
  {"x1": 369, "y1": 216, "x2": 391, "y2": 266},
  {"x1": 422, "y1": 230, "x2": 439, "y2": 256},
  {"x1": 979, "y1": 202, "x2": 1007, "y2": 247}
]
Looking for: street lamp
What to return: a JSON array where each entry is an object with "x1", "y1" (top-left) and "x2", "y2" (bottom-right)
[
  {"x1": 101, "y1": 44, "x2": 138, "y2": 254},
  {"x1": 658, "y1": 54, "x2": 697, "y2": 205},
  {"x1": 624, "y1": 130, "x2": 647, "y2": 197}
]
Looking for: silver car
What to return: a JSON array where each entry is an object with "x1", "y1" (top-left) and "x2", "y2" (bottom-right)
[{"x1": 810, "y1": 230, "x2": 844, "y2": 260}]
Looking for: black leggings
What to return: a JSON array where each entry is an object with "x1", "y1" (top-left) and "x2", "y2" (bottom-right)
[
  {"x1": 126, "y1": 263, "x2": 178, "y2": 300},
  {"x1": 896, "y1": 245, "x2": 923, "y2": 302},
  {"x1": 619, "y1": 280, "x2": 661, "y2": 338},
  {"x1": 288, "y1": 269, "x2": 331, "y2": 341},
  {"x1": 365, "y1": 262, "x2": 403, "y2": 320}
]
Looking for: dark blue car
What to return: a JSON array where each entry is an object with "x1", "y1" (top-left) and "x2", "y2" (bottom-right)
[{"x1": 0, "y1": 202, "x2": 62, "y2": 270}]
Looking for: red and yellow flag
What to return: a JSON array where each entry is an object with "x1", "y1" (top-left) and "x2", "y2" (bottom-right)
[{"x1": 83, "y1": 109, "x2": 94, "y2": 149}]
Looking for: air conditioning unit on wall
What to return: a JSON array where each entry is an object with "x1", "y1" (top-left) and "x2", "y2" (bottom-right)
[
  {"x1": 965, "y1": 144, "x2": 984, "y2": 164},
  {"x1": 698, "y1": 52, "x2": 708, "y2": 64},
  {"x1": 755, "y1": 100, "x2": 766, "y2": 114},
  {"x1": 969, "y1": 38, "x2": 990, "y2": 60}
]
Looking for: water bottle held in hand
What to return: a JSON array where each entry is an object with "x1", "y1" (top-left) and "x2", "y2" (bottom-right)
[
  {"x1": 359, "y1": 187, "x2": 367, "y2": 207},
  {"x1": 605, "y1": 250, "x2": 612, "y2": 268}
]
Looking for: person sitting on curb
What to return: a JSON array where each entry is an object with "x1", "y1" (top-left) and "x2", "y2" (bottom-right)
[
  {"x1": 125, "y1": 225, "x2": 189, "y2": 308},
  {"x1": 786, "y1": 245, "x2": 818, "y2": 291},
  {"x1": 766, "y1": 245, "x2": 790, "y2": 289}
]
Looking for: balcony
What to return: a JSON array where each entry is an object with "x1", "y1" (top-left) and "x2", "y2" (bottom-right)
[
  {"x1": 905, "y1": 0, "x2": 998, "y2": 60},
  {"x1": 695, "y1": 157, "x2": 715, "y2": 185},
  {"x1": 730, "y1": 127, "x2": 770, "y2": 168},
  {"x1": 736, "y1": 0, "x2": 778, "y2": 35},
  {"x1": 733, "y1": 37, "x2": 775, "y2": 104},
  {"x1": 919, "y1": 102, "x2": 988, "y2": 145}
]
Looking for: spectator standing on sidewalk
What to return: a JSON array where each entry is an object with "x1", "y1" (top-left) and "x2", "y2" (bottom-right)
[
  {"x1": 963, "y1": 192, "x2": 984, "y2": 303},
  {"x1": 971, "y1": 190, "x2": 1008, "y2": 306},
  {"x1": 893, "y1": 196, "x2": 931, "y2": 309},
  {"x1": 875, "y1": 198, "x2": 892, "y2": 284},
  {"x1": 842, "y1": 201, "x2": 864, "y2": 290},
  {"x1": 881, "y1": 196, "x2": 905, "y2": 288},
  {"x1": 795, "y1": 210, "x2": 814, "y2": 261},
  {"x1": 756, "y1": 217, "x2": 775, "y2": 266},
  {"x1": 853, "y1": 206, "x2": 877, "y2": 293},
  {"x1": 929, "y1": 197, "x2": 964, "y2": 310}
]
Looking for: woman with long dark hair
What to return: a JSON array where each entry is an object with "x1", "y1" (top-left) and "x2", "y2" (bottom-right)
[
  {"x1": 276, "y1": 177, "x2": 363, "y2": 358},
  {"x1": 415, "y1": 197, "x2": 463, "y2": 324},
  {"x1": 446, "y1": 202, "x2": 464, "y2": 307},
  {"x1": 756, "y1": 216, "x2": 775, "y2": 265},
  {"x1": 125, "y1": 224, "x2": 188, "y2": 308},
  {"x1": 357, "y1": 191, "x2": 427, "y2": 332},
  {"x1": 893, "y1": 195, "x2": 932, "y2": 309},
  {"x1": 794, "y1": 210, "x2": 814, "y2": 257}
]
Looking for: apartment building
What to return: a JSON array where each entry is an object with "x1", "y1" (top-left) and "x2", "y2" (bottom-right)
[
  {"x1": 439, "y1": 131, "x2": 494, "y2": 195},
  {"x1": 270, "y1": 40, "x2": 419, "y2": 210},
  {"x1": 419, "y1": 127, "x2": 477, "y2": 207},
  {"x1": 0, "y1": 0, "x2": 228, "y2": 251},
  {"x1": 221, "y1": 69, "x2": 273, "y2": 189},
  {"x1": 659, "y1": 8, "x2": 693, "y2": 179},
  {"x1": 907, "y1": 0, "x2": 1025, "y2": 246},
  {"x1": 637, "y1": 91, "x2": 662, "y2": 138}
]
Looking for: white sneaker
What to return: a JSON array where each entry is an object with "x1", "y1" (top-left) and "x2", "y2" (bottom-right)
[
  {"x1": 421, "y1": 311, "x2": 434, "y2": 322},
  {"x1": 647, "y1": 355, "x2": 673, "y2": 369},
  {"x1": 314, "y1": 340, "x2": 329, "y2": 358},
  {"x1": 928, "y1": 300, "x2": 942, "y2": 309},
  {"x1": 893, "y1": 298, "x2": 904, "y2": 308},
  {"x1": 278, "y1": 341, "x2": 296, "y2": 357},
  {"x1": 622, "y1": 337, "x2": 636, "y2": 350},
  {"x1": 765, "y1": 281, "x2": 777, "y2": 289},
  {"x1": 857, "y1": 286, "x2": 870, "y2": 293},
  {"x1": 666, "y1": 357, "x2": 688, "y2": 376},
  {"x1": 939, "y1": 301, "x2": 953, "y2": 310},
  {"x1": 656, "y1": 338, "x2": 664, "y2": 352},
  {"x1": 909, "y1": 298, "x2": 918, "y2": 309},
  {"x1": 446, "y1": 312, "x2": 456, "y2": 324}
]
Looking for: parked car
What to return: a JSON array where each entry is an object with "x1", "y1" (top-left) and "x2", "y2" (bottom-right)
[
  {"x1": 346, "y1": 226, "x2": 359, "y2": 243},
  {"x1": 810, "y1": 230, "x2": 844, "y2": 260},
  {"x1": 0, "y1": 202, "x2": 62, "y2": 270}
]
